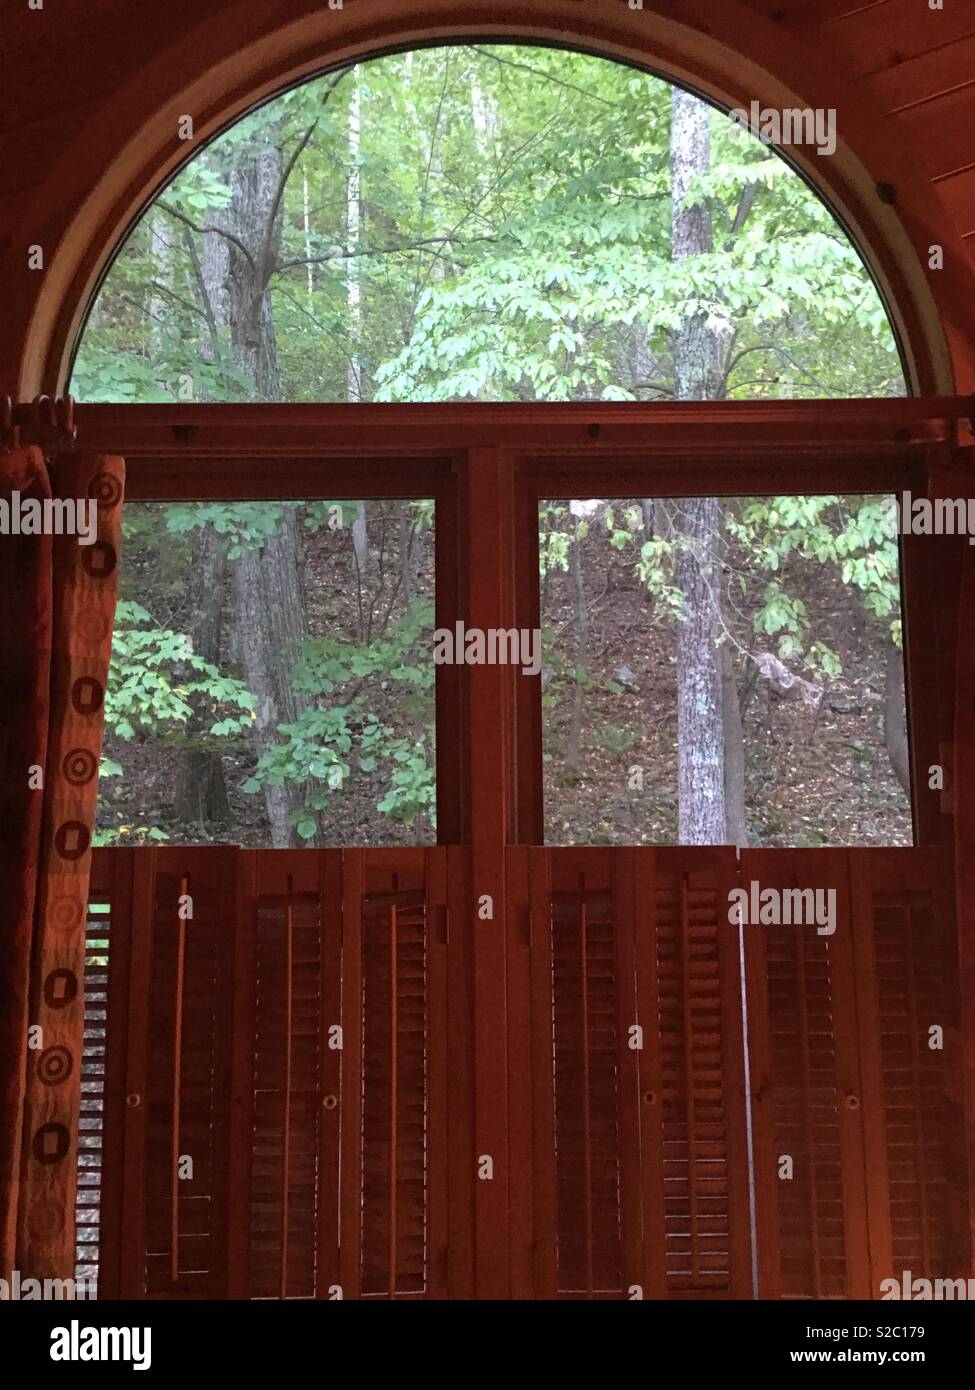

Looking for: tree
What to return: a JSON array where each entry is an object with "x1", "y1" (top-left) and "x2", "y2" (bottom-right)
[{"x1": 670, "y1": 88, "x2": 727, "y2": 845}]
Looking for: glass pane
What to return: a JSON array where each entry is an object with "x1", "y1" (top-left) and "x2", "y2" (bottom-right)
[
  {"x1": 539, "y1": 494, "x2": 911, "y2": 848},
  {"x1": 97, "y1": 498, "x2": 436, "y2": 848},
  {"x1": 72, "y1": 46, "x2": 903, "y2": 406}
]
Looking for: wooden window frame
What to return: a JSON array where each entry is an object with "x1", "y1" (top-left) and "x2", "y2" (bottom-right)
[
  {"x1": 513, "y1": 446, "x2": 938, "y2": 847},
  {"x1": 78, "y1": 396, "x2": 973, "y2": 850}
]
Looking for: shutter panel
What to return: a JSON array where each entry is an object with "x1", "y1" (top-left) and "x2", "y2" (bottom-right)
[
  {"x1": 523, "y1": 849, "x2": 631, "y2": 1298},
  {"x1": 343, "y1": 850, "x2": 448, "y2": 1300},
  {"x1": 523, "y1": 848, "x2": 750, "y2": 1299},
  {"x1": 550, "y1": 877, "x2": 625, "y2": 1294},
  {"x1": 637, "y1": 848, "x2": 751, "y2": 1298},
  {"x1": 744, "y1": 849, "x2": 870, "y2": 1298},
  {"x1": 744, "y1": 847, "x2": 968, "y2": 1297},
  {"x1": 142, "y1": 849, "x2": 235, "y2": 1297},
  {"x1": 75, "y1": 898, "x2": 111, "y2": 1291},
  {"x1": 872, "y1": 894, "x2": 951, "y2": 1271},
  {"x1": 229, "y1": 850, "x2": 342, "y2": 1300},
  {"x1": 849, "y1": 848, "x2": 967, "y2": 1283},
  {"x1": 248, "y1": 892, "x2": 324, "y2": 1298},
  {"x1": 359, "y1": 884, "x2": 429, "y2": 1295}
]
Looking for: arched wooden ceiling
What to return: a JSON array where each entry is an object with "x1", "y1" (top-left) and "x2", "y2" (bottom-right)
[{"x1": 2, "y1": 0, "x2": 973, "y2": 392}]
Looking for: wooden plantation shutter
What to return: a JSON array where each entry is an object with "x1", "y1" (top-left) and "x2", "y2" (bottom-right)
[
  {"x1": 248, "y1": 888, "x2": 327, "y2": 1297},
  {"x1": 223, "y1": 850, "x2": 343, "y2": 1299},
  {"x1": 341, "y1": 850, "x2": 451, "y2": 1300},
  {"x1": 745, "y1": 846, "x2": 967, "y2": 1298},
  {"x1": 89, "y1": 841, "x2": 968, "y2": 1297},
  {"x1": 744, "y1": 848, "x2": 872, "y2": 1298},
  {"x1": 635, "y1": 848, "x2": 752, "y2": 1299},
  {"x1": 93, "y1": 846, "x2": 452, "y2": 1299},
  {"x1": 848, "y1": 849, "x2": 967, "y2": 1282},
  {"x1": 513, "y1": 847, "x2": 752, "y2": 1299},
  {"x1": 359, "y1": 885, "x2": 428, "y2": 1294},
  {"x1": 513, "y1": 849, "x2": 633, "y2": 1297},
  {"x1": 142, "y1": 847, "x2": 236, "y2": 1297}
]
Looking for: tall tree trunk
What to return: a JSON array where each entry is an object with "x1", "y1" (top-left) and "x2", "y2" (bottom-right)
[
  {"x1": 884, "y1": 637, "x2": 911, "y2": 796},
  {"x1": 225, "y1": 119, "x2": 314, "y2": 846},
  {"x1": 174, "y1": 171, "x2": 232, "y2": 829},
  {"x1": 670, "y1": 88, "x2": 727, "y2": 844},
  {"x1": 347, "y1": 74, "x2": 371, "y2": 624},
  {"x1": 347, "y1": 66, "x2": 363, "y2": 403},
  {"x1": 722, "y1": 644, "x2": 749, "y2": 848},
  {"x1": 720, "y1": 510, "x2": 748, "y2": 847},
  {"x1": 175, "y1": 526, "x2": 231, "y2": 831},
  {"x1": 565, "y1": 530, "x2": 588, "y2": 784},
  {"x1": 399, "y1": 501, "x2": 414, "y2": 605},
  {"x1": 148, "y1": 213, "x2": 173, "y2": 392}
]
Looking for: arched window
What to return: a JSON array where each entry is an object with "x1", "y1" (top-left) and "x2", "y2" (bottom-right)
[
  {"x1": 74, "y1": 45, "x2": 904, "y2": 406},
  {"x1": 71, "y1": 45, "x2": 916, "y2": 852}
]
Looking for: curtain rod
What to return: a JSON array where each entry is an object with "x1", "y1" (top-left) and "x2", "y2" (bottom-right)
[{"x1": 4, "y1": 394, "x2": 975, "y2": 453}]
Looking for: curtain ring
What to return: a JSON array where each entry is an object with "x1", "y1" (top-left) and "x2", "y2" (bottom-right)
[
  {"x1": 1, "y1": 395, "x2": 77, "y2": 453},
  {"x1": 0, "y1": 394, "x2": 15, "y2": 453},
  {"x1": 56, "y1": 394, "x2": 77, "y2": 445}
]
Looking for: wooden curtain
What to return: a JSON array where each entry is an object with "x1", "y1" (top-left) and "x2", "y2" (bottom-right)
[{"x1": 0, "y1": 447, "x2": 124, "y2": 1280}]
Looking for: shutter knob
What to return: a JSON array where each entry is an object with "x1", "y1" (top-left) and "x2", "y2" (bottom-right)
[
  {"x1": 126, "y1": 1092, "x2": 141, "y2": 1108},
  {"x1": 322, "y1": 1094, "x2": 338, "y2": 1111},
  {"x1": 844, "y1": 1093, "x2": 860, "y2": 1111},
  {"x1": 642, "y1": 1090, "x2": 657, "y2": 1106}
]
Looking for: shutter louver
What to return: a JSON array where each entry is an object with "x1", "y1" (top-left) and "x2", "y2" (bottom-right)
[
  {"x1": 550, "y1": 887, "x2": 624, "y2": 1295},
  {"x1": 646, "y1": 851, "x2": 749, "y2": 1297},
  {"x1": 870, "y1": 888, "x2": 956, "y2": 1277},
  {"x1": 248, "y1": 894, "x2": 323, "y2": 1298},
  {"x1": 360, "y1": 887, "x2": 429, "y2": 1297},
  {"x1": 75, "y1": 899, "x2": 111, "y2": 1291},
  {"x1": 142, "y1": 852, "x2": 234, "y2": 1297}
]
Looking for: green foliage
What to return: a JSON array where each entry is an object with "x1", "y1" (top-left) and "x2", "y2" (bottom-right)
[
  {"x1": 105, "y1": 600, "x2": 256, "y2": 742},
  {"x1": 241, "y1": 597, "x2": 436, "y2": 833},
  {"x1": 727, "y1": 494, "x2": 902, "y2": 662},
  {"x1": 98, "y1": 598, "x2": 256, "y2": 821},
  {"x1": 592, "y1": 724, "x2": 638, "y2": 755},
  {"x1": 164, "y1": 503, "x2": 295, "y2": 557},
  {"x1": 93, "y1": 824, "x2": 169, "y2": 847}
]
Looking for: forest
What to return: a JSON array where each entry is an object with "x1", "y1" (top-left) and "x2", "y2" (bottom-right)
[{"x1": 70, "y1": 44, "x2": 912, "y2": 850}]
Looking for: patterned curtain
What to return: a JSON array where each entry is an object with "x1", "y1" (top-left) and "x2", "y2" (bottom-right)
[{"x1": 0, "y1": 447, "x2": 124, "y2": 1281}]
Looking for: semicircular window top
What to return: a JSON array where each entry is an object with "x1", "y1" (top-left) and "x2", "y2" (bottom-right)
[{"x1": 71, "y1": 43, "x2": 905, "y2": 406}]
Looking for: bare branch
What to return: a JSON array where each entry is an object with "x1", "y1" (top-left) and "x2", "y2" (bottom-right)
[
  {"x1": 157, "y1": 200, "x2": 256, "y2": 271},
  {"x1": 724, "y1": 180, "x2": 760, "y2": 249},
  {"x1": 260, "y1": 68, "x2": 351, "y2": 284},
  {"x1": 179, "y1": 228, "x2": 220, "y2": 355},
  {"x1": 274, "y1": 233, "x2": 503, "y2": 275},
  {"x1": 468, "y1": 45, "x2": 617, "y2": 109}
]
